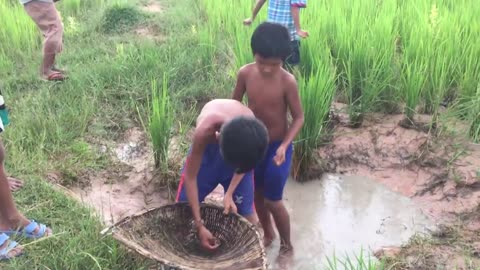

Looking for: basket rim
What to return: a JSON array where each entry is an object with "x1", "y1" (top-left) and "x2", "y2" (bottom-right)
[{"x1": 106, "y1": 202, "x2": 268, "y2": 270}]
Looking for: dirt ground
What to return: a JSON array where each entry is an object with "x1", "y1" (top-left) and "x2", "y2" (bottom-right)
[
  {"x1": 321, "y1": 103, "x2": 480, "y2": 269},
  {"x1": 50, "y1": 101, "x2": 480, "y2": 269}
]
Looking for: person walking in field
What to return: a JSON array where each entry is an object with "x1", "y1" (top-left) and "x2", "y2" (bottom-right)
[
  {"x1": 21, "y1": 0, "x2": 66, "y2": 81},
  {"x1": 0, "y1": 92, "x2": 52, "y2": 261},
  {"x1": 243, "y1": 0, "x2": 308, "y2": 68},
  {"x1": 232, "y1": 22, "x2": 304, "y2": 265}
]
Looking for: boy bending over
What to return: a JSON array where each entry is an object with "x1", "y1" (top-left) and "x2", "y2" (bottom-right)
[
  {"x1": 232, "y1": 22, "x2": 304, "y2": 253},
  {"x1": 176, "y1": 99, "x2": 269, "y2": 251}
]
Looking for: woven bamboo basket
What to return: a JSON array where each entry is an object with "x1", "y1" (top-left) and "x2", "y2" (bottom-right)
[{"x1": 109, "y1": 202, "x2": 267, "y2": 270}]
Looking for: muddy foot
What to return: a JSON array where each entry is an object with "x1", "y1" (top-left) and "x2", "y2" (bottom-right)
[
  {"x1": 8, "y1": 177, "x2": 24, "y2": 192},
  {"x1": 264, "y1": 236, "x2": 275, "y2": 248},
  {"x1": 276, "y1": 246, "x2": 294, "y2": 270}
]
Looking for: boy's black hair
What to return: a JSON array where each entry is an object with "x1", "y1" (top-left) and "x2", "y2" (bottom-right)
[
  {"x1": 251, "y1": 22, "x2": 292, "y2": 61},
  {"x1": 219, "y1": 116, "x2": 269, "y2": 173}
]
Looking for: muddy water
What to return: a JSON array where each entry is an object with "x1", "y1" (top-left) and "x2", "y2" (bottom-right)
[{"x1": 267, "y1": 174, "x2": 433, "y2": 270}]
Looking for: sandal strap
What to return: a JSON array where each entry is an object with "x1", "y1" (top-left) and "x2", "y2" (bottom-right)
[
  {"x1": 0, "y1": 238, "x2": 18, "y2": 257},
  {"x1": 0, "y1": 233, "x2": 8, "y2": 247},
  {"x1": 23, "y1": 220, "x2": 47, "y2": 238}
]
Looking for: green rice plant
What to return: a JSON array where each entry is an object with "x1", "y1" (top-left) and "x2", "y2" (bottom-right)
[
  {"x1": 402, "y1": 59, "x2": 428, "y2": 122},
  {"x1": 293, "y1": 45, "x2": 336, "y2": 180},
  {"x1": 149, "y1": 73, "x2": 174, "y2": 168},
  {"x1": 325, "y1": 250, "x2": 384, "y2": 270},
  {"x1": 0, "y1": 0, "x2": 39, "y2": 59}
]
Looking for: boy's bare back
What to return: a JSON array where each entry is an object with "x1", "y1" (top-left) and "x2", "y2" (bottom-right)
[
  {"x1": 233, "y1": 64, "x2": 302, "y2": 142},
  {"x1": 195, "y1": 99, "x2": 254, "y2": 142}
]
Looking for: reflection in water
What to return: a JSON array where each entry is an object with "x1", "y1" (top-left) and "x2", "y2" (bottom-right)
[{"x1": 266, "y1": 174, "x2": 432, "y2": 270}]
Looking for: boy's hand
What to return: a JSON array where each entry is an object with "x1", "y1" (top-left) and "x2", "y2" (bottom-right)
[
  {"x1": 296, "y1": 29, "x2": 309, "y2": 38},
  {"x1": 223, "y1": 193, "x2": 238, "y2": 215},
  {"x1": 273, "y1": 145, "x2": 287, "y2": 166},
  {"x1": 243, "y1": 18, "x2": 253, "y2": 26},
  {"x1": 198, "y1": 225, "x2": 220, "y2": 251}
]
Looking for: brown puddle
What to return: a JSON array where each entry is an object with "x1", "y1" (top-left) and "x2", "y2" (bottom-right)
[
  {"x1": 268, "y1": 174, "x2": 433, "y2": 269},
  {"x1": 71, "y1": 128, "x2": 168, "y2": 226}
]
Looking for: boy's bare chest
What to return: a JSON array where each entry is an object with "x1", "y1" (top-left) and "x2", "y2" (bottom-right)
[{"x1": 245, "y1": 79, "x2": 284, "y2": 107}]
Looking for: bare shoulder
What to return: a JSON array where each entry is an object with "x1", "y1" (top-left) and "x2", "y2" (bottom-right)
[
  {"x1": 238, "y1": 63, "x2": 255, "y2": 77},
  {"x1": 281, "y1": 70, "x2": 299, "y2": 92}
]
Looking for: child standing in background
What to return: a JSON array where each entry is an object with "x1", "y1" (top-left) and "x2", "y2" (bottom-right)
[{"x1": 243, "y1": 0, "x2": 308, "y2": 68}]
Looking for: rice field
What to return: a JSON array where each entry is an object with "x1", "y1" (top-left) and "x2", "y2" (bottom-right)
[{"x1": 198, "y1": 0, "x2": 480, "y2": 176}]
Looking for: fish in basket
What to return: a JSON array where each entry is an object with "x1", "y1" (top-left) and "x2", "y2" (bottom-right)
[{"x1": 108, "y1": 202, "x2": 267, "y2": 270}]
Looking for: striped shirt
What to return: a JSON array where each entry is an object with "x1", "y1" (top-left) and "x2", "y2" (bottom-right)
[{"x1": 267, "y1": 0, "x2": 307, "y2": 41}]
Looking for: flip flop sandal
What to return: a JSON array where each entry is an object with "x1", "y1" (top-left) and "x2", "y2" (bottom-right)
[
  {"x1": 1, "y1": 220, "x2": 51, "y2": 239},
  {"x1": 42, "y1": 72, "x2": 66, "y2": 82},
  {"x1": 0, "y1": 233, "x2": 23, "y2": 261}
]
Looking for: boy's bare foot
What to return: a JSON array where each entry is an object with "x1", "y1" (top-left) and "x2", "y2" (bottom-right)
[
  {"x1": 7, "y1": 177, "x2": 23, "y2": 192},
  {"x1": 276, "y1": 245, "x2": 294, "y2": 270}
]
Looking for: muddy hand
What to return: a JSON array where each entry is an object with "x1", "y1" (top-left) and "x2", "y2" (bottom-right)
[
  {"x1": 273, "y1": 145, "x2": 286, "y2": 166},
  {"x1": 198, "y1": 226, "x2": 220, "y2": 251},
  {"x1": 223, "y1": 194, "x2": 238, "y2": 215}
]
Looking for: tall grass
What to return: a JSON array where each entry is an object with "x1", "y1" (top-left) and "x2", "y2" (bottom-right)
[
  {"x1": 0, "y1": 0, "x2": 39, "y2": 59},
  {"x1": 292, "y1": 45, "x2": 336, "y2": 180},
  {"x1": 149, "y1": 74, "x2": 174, "y2": 169}
]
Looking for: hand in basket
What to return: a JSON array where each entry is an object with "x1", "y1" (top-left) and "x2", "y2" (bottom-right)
[
  {"x1": 223, "y1": 194, "x2": 238, "y2": 215},
  {"x1": 198, "y1": 225, "x2": 220, "y2": 251}
]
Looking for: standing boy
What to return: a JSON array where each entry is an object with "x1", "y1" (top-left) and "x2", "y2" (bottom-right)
[
  {"x1": 232, "y1": 22, "x2": 304, "y2": 254},
  {"x1": 176, "y1": 99, "x2": 269, "y2": 251},
  {"x1": 243, "y1": 0, "x2": 308, "y2": 67},
  {"x1": 21, "y1": 0, "x2": 66, "y2": 81}
]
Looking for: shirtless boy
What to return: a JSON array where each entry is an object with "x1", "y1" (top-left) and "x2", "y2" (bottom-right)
[
  {"x1": 176, "y1": 99, "x2": 269, "y2": 251},
  {"x1": 232, "y1": 22, "x2": 304, "y2": 253}
]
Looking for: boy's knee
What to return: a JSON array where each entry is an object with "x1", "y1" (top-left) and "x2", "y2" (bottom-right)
[{"x1": 264, "y1": 198, "x2": 282, "y2": 210}]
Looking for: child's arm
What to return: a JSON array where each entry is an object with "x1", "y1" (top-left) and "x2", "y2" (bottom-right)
[
  {"x1": 232, "y1": 67, "x2": 247, "y2": 101},
  {"x1": 244, "y1": 0, "x2": 267, "y2": 25},
  {"x1": 274, "y1": 75, "x2": 304, "y2": 165},
  {"x1": 223, "y1": 172, "x2": 246, "y2": 214},
  {"x1": 291, "y1": 0, "x2": 309, "y2": 38}
]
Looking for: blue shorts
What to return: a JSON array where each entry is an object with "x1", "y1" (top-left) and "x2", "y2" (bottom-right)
[
  {"x1": 254, "y1": 141, "x2": 293, "y2": 201},
  {"x1": 176, "y1": 144, "x2": 255, "y2": 216}
]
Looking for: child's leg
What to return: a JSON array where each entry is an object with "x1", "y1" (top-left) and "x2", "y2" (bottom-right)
[
  {"x1": 284, "y1": 39, "x2": 301, "y2": 74},
  {"x1": 0, "y1": 140, "x2": 52, "y2": 238},
  {"x1": 254, "y1": 145, "x2": 278, "y2": 247},
  {"x1": 254, "y1": 188, "x2": 276, "y2": 247},
  {"x1": 263, "y1": 143, "x2": 294, "y2": 250},
  {"x1": 0, "y1": 140, "x2": 29, "y2": 231}
]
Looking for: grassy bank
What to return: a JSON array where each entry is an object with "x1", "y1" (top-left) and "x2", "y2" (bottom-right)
[{"x1": 0, "y1": 0, "x2": 230, "y2": 268}]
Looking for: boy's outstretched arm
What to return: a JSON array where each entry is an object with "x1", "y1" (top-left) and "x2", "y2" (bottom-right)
[
  {"x1": 274, "y1": 76, "x2": 304, "y2": 165},
  {"x1": 232, "y1": 68, "x2": 247, "y2": 101},
  {"x1": 184, "y1": 125, "x2": 219, "y2": 251},
  {"x1": 244, "y1": 0, "x2": 267, "y2": 25},
  {"x1": 291, "y1": 0, "x2": 309, "y2": 38}
]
